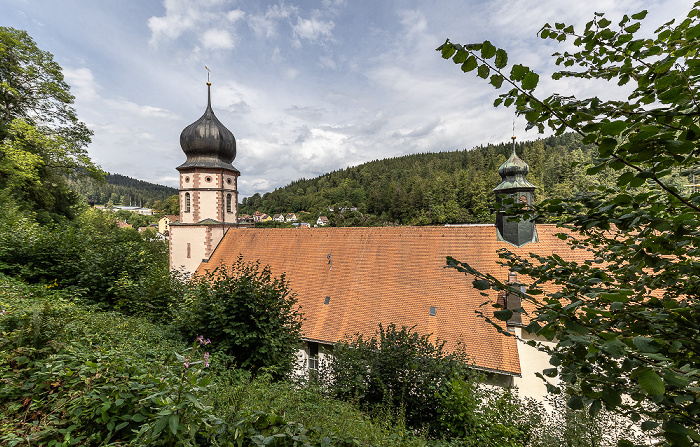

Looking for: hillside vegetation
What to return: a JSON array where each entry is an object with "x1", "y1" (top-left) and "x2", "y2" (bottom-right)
[
  {"x1": 69, "y1": 173, "x2": 178, "y2": 209},
  {"x1": 240, "y1": 133, "x2": 612, "y2": 225}
]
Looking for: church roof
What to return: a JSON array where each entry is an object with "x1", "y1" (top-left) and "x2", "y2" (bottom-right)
[{"x1": 197, "y1": 224, "x2": 585, "y2": 376}]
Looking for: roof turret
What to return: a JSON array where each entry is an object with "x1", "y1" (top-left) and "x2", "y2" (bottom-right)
[
  {"x1": 493, "y1": 137, "x2": 536, "y2": 192},
  {"x1": 177, "y1": 82, "x2": 238, "y2": 172}
]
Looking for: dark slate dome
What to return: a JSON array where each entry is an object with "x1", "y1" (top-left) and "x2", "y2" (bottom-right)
[{"x1": 177, "y1": 83, "x2": 238, "y2": 172}]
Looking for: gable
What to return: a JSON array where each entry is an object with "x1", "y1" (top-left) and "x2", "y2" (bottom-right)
[{"x1": 198, "y1": 224, "x2": 578, "y2": 376}]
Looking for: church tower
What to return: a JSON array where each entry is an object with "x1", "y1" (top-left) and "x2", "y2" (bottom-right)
[
  {"x1": 493, "y1": 136, "x2": 538, "y2": 247},
  {"x1": 169, "y1": 81, "x2": 240, "y2": 273}
]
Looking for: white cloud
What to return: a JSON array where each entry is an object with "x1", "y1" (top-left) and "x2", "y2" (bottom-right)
[
  {"x1": 398, "y1": 9, "x2": 427, "y2": 35},
  {"x1": 226, "y1": 9, "x2": 245, "y2": 22},
  {"x1": 248, "y1": 2, "x2": 299, "y2": 38},
  {"x1": 292, "y1": 15, "x2": 334, "y2": 46},
  {"x1": 63, "y1": 67, "x2": 99, "y2": 101},
  {"x1": 200, "y1": 28, "x2": 235, "y2": 49},
  {"x1": 148, "y1": 0, "x2": 243, "y2": 50}
]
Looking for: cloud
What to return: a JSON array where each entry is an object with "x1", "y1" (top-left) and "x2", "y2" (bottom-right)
[
  {"x1": 148, "y1": 0, "x2": 244, "y2": 49},
  {"x1": 63, "y1": 67, "x2": 100, "y2": 101},
  {"x1": 200, "y1": 28, "x2": 235, "y2": 49},
  {"x1": 248, "y1": 2, "x2": 299, "y2": 38},
  {"x1": 292, "y1": 15, "x2": 335, "y2": 47}
]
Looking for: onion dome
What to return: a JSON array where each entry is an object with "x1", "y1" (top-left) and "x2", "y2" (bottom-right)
[
  {"x1": 493, "y1": 141, "x2": 536, "y2": 192},
  {"x1": 177, "y1": 83, "x2": 238, "y2": 172}
]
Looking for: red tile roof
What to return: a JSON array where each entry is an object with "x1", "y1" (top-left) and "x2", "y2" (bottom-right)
[{"x1": 197, "y1": 224, "x2": 581, "y2": 376}]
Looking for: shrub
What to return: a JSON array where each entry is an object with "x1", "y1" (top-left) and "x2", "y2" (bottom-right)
[
  {"x1": 175, "y1": 257, "x2": 303, "y2": 379},
  {"x1": 320, "y1": 323, "x2": 473, "y2": 436}
]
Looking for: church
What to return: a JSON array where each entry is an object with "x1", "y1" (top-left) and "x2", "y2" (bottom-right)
[{"x1": 169, "y1": 83, "x2": 584, "y2": 401}]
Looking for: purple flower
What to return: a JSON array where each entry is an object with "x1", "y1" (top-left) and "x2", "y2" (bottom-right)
[
  {"x1": 184, "y1": 361, "x2": 190, "y2": 368},
  {"x1": 196, "y1": 335, "x2": 204, "y2": 344},
  {"x1": 204, "y1": 352, "x2": 210, "y2": 360},
  {"x1": 205, "y1": 339, "x2": 211, "y2": 345}
]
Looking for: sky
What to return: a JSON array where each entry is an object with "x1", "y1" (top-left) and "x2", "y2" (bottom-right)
[{"x1": 1, "y1": 0, "x2": 693, "y2": 198}]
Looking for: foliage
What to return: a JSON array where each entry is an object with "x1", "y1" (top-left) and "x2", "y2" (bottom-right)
[
  {"x1": 0, "y1": 276, "x2": 187, "y2": 445},
  {"x1": 532, "y1": 391, "x2": 656, "y2": 447},
  {"x1": 0, "y1": 27, "x2": 101, "y2": 221},
  {"x1": 68, "y1": 173, "x2": 178, "y2": 210},
  {"x1": 240, "y1": 133, "x2": 615, "y2": 225},
  {"x1": 321, "y1": 323, "x2": 525, "y2": 440},
  {"x1": 175, "y1": 258, "x2": 303, "y2": 379},
  {"x1": 0, "y1": 207, "x2": 176, "y2": 317},
  {"x1": 440, "y1": 3, "x2": 700, "y2": 446},
  {"x1": 213, "y1": 372, "x2": 424, "y2": 447}
]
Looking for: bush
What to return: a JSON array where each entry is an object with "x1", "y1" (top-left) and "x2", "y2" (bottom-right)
[
  {"x1": 175, "y1": 257, "x2": 303, "y2": 379},
  {"x1": 320, "y1": 324, "x2": 473, "y2": 436}
]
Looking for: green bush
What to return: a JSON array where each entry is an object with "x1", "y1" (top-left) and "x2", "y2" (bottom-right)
[
  {"x1": 320, "y1": 324, "x2": 473, "y2": 437},
  {"x1": 175, "y1": 258, "x2": 303, "y2": 379}
]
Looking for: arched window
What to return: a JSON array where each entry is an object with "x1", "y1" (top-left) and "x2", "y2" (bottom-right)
[
  {"x1": 184, "y1": 192, "x2": 191, "y2": 213},
  {"x1": 226, "y1": 193, "x2": 232, "y2": 213}
]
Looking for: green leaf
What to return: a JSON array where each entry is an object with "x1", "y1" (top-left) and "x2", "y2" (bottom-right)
[
  {"x1": 477, "y1": 64, "x2": 490, "y2": 79},
  {"x1": 567, "y1": 395, "x2": 584, "y2": 410},
  {"x1": 441, "y1": 44, "x2": 456, "y2": 59},
  {"x1": 637, "y1": 369, "x2": 665, "y2": 395},
  {"x1": 522, "y1": 71, "x2": 539, "y2": 90},
  {"x1": 169, "y1": 414, "x2": 180, "y2": 435},
  {"x1": 632, "y1": 336, "x2": 660, "y2": 353},
  {"x1": 473, "y1": 279, "x2": 491, "y2": 290},
  {"x1": 461, "y1": 56, "x2": 478, "y2": 72},
  {"x1": 601, "y1": 388, "x2": 622, "y2": 408},
  {"x1": 631, "y1": 10, "x2": 648, "y2": 20},
  {"x1": 153, "y1": 415, "x2": 169, "y2": 435},
  {"x1": 601, "y1": 121, "x2": 627, "y2": 135},
  {"x1": 493, "y1": 309, "x2": 513, "y2": 321},
  {"x1": 510, "y1": 64, "x2": 528, "y2": 81},
  {"x1": 495, "y1": 49, "x2": 508, "y2": 68},
  {"x1": 642, "y1": 421, "x2": 659, "y2": 431},
  {"x1": 481, "y1": 40, "x2": 496, "y2": 59},
  {"x1": 490, "y1": 74, "x2": 504, "y2": 88},
  {"x1": 452, "y1": 49, "x2": 468, "y2": 64}
]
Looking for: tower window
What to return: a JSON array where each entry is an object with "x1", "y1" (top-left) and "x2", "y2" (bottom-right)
[
  {"x1": 226, "y1": 194, "x2": 232, "y2": 213},
  {"x1": 205, "y1": 176, "x2": 212, "y2": 183},
  {"x1": 185, "y1": 192, "x2": 191, "y2": 213},
  {"x1": 184, "y1": 176, "x2": 190, "y2": 183},
  {"x1": 226, "y1": 178, "x2": 232, "y2": 185},
  {"x1": 187, "y1": 243, "x2": 191, "y2": 258}
]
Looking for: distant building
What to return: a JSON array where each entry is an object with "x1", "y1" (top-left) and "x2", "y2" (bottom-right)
[
  {"x1": 316, "y1": 216, "x2": 329, "y2": 226},
  {"x1": 158, "y1": 214, "x2": 179, "y2": 235}
]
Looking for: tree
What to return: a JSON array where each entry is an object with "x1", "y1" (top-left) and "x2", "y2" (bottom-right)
[
  {"x1": 0, "y1": 27, "x2": 101, "y2": 219},
  {"x1": 439, "y1": 5, "x2": 700, "y2": 446},
  {"x1": 175, "y1": 258, "x2": 303, "y2": 379}
]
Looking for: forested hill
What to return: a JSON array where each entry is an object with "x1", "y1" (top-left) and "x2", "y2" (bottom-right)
[
  {"x1": 240, "y1": 133, "x2": 609, "y2": 226},
  {"x1": 69, "y1": 173, "x2": 178, "y2": 209}
]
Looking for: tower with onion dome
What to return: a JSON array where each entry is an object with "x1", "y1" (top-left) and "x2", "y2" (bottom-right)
[
  {"x1": 493, "y1": 135, "x2": 538, "y2": 247},
  {"x1": 170, "y1": 80, "x2": 240, "y2": 273}
]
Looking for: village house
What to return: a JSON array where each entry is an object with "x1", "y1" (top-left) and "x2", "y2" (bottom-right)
[
  {"x1": 169, "y1": 84, "x2": 576, "y2": 402},
  {"x1": 316, "y1": 216, "x2": 329, "y2": 226}
]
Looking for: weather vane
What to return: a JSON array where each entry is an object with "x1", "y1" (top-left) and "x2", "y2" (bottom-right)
[{"x1": 205, "y1": 65, "x2": 211, "y2": 85}]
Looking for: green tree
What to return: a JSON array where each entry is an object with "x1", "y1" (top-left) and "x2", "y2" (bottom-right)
[
  {"x1": 175, "y1": 258, "x2": 303, "y2": 379},
  {"x1": 0, "y1": 27, "x2": 101, "y2": 220},
  {"x1": 440, "y1": 5, "x2": 700, "y2": 446}
]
